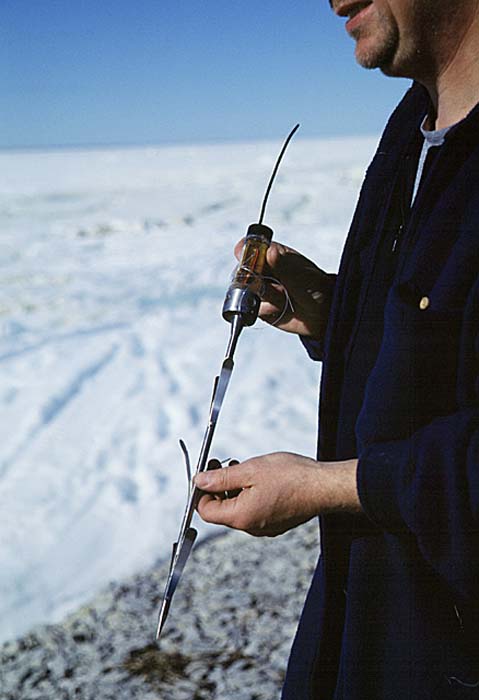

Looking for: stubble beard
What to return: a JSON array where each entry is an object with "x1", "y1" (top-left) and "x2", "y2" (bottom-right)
[
  {"x1": 350, "y1": 10, "x2": 400, "y2": 73},
  {"x1": 350, "y1": 0, "x2": 448, "y2": 79}
]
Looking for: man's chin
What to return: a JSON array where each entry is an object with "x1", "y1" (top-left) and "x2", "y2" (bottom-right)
[
  {"x1": 353, "y1": 31, "x2": 399, "y2": 72},
  {"x1": 355, "y1": 47, "x2": 398, "y2": 74}
]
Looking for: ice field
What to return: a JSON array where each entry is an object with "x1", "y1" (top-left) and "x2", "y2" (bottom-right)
[{"x1": 0, "y1": 135, "x2": 378, "y2": 642}]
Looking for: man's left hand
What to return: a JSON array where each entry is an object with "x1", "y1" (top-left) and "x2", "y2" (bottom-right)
[{"x1": 194, "y1": 452, "x2": 361, "y2": 537}]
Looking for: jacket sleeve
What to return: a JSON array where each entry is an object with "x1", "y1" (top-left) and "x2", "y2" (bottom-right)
[
  {"x1": 357, "y1": 407, "x2": 479, "y2": 601},
  {"x1": 299, "y1": 336, "x2": 325, "y2": 361}
]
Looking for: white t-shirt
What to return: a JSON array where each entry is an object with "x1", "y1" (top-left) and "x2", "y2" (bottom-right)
[{"x1": 411, "y1": 117, "x2": 451, "y2": 204}]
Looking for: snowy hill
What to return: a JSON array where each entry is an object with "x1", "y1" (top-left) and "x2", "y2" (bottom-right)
[{"x1": 0, "y1": 135, "x2": 378, "y2": 643}]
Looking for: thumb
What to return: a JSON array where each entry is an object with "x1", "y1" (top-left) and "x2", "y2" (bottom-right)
[
  {"x1": 194, "y1": 463, "x2": 249, "y2": 493},
  {"x1": 234, "y1": 237, "x2": 246, "y2": 261}
]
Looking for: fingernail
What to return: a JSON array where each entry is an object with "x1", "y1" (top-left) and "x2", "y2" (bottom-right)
[{"x1": 194, "y1": 474, "x2": 210, "y2": 488}]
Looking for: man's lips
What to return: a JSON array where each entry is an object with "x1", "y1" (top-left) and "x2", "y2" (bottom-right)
[
  {"x1": 333, "y1": 0, "x2": 372, "y2": 20},
  {"x1": 333, "y1": 0, "x2": 374, "y2": 34}
]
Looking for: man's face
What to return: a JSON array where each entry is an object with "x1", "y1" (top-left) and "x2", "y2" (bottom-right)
[{"x1": 329, "y1": 0, "x2": 461, "y2": 78}]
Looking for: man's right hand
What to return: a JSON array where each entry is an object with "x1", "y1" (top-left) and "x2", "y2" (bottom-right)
[{"x1": 234, "y1": 239, "x2": 335, "y2": 339}]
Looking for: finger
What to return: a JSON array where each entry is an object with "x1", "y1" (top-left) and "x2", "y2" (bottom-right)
[
  {"x1": 260, "y1": 280, "x2": 287, "y2": 305},
  {"x1": 235, "y1": 239, "x2": 294, "y2": 271},
  {"x1": 265, "y1": 242, "x2": 288, "y2": 269},
  {"x1": 196, "y1": 491, "x2": 243, "y2": 527},
  {"x1": 226, "y1": 460, "x2": 242, "y2": 498},
  {"x1": 205, "y1": 458, "x2": 229, "y2": 499},
  {"x1": 273, "y1": 253, "x2": 329, "y2": 302},
  {"x1": 259, "y1": 296, "x2": 289, "y2": 321},
  {"x1": 234, "y1": 238, "x2": 246, "y2": 261},
  {"x1": 258, "y1": 296, "x2": 296, "y2": 330},
  {"x1": 194, "y1": 462, "x2": 251, "y2": 493}
]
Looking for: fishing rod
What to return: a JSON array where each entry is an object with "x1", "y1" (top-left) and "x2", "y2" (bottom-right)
[{"x1": 156, "y1": 123, "x2": 300, "y2": 639}]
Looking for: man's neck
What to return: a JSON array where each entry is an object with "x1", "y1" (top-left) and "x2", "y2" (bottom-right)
[{"x1": 422, "y1": 5, "x2": 479, "y2": 130}]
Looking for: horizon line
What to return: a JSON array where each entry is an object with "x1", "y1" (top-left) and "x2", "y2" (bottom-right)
[{"x1": 0, "y1": 130, "x2": 381, "y2": 155}]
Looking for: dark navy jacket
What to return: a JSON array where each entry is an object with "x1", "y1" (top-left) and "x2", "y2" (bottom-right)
[{"x1": 282, "y1": 84, "x2": 479, "y2": 699}]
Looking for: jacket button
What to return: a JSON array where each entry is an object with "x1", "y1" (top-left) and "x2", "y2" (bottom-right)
[{"x1": 419, "y1": 296, "x2": 430, "y2": 310}]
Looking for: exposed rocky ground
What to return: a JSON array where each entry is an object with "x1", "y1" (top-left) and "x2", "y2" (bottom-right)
[{"x1": 1, "y1": 522, "x2": 319, "y2": 700}]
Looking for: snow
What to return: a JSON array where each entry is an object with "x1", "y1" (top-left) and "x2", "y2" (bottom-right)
[{"x1": 0, "y1": 135, "x2": 378, "y2": 643}]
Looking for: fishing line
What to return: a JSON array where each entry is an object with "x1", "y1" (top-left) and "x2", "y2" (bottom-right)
[
  {"x1": 262, "y1": 274, "x2": 295, "y2": 327},
  {"x1": 231, "y1": 264, "x2": 295, "y2": 328}
]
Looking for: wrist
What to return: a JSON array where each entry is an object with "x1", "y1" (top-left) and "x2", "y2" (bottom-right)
[{"x1": 315, "y1": 459, "x2": 361, "y2": 514}]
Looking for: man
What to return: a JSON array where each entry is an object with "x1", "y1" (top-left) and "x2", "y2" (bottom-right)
[{"x1": 195, "y1": 1, "x2": 479, "y2": 697}]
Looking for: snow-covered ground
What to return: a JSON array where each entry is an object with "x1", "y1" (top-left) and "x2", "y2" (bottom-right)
[{"x1": 0, "y1": 135, "x2": 378, "y2": 643}]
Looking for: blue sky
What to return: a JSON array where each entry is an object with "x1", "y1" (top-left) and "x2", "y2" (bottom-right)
[{"x1": 1, "y1": 0, "x2": 410, "y2": 149}]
